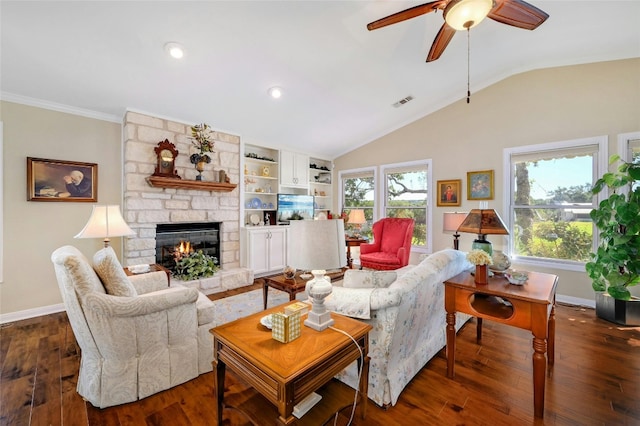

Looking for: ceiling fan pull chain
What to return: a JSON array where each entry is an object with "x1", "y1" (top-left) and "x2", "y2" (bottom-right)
[{"x1": 467, "y1": 28, "x2": 471, "y2": 104}]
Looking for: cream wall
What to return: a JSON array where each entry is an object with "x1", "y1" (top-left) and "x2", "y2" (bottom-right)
[
  {"x1": 1, "y1": 101, "x2": 122, "y2": 319},
  {"x1": 334, "y1": 58, "x2": 640, "y2": 302}
]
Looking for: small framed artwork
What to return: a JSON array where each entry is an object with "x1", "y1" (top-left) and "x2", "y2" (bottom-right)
[
  {"x1": 27, "y1": 157, "x2": 98, "y2": 202},
  {"x1": 437, "y1": 179, "x2": 462, "y2": 207},
  {"x1": 467, "y1": 170, "x2": 494, "y2": 200}
]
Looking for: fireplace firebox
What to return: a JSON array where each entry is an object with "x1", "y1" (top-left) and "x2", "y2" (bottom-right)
[{"x1": 155, "y1": 222, "x2": 221, "y2": 271}]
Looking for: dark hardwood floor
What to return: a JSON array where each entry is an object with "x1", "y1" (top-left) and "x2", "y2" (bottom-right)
[{"x1": 2, "y1": 285, "x2": 639, "y2": 425}]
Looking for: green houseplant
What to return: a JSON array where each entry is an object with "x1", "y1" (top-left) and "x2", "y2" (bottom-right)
[
  {"x1": 586, "y1": 155, "x2": 640, "y2": 325},
  {"x1": 189, "y1": 123, "x2": 215, "y2": 181},
  {"x1": 173, "y1": 250, "x2": 219, "y2": 281}
]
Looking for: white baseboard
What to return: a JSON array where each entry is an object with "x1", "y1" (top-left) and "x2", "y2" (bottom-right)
[
  {"x1": 0, "y1": 303, "x2": 65, "y2": 324},
  {"x1": 556, "y1": 294, "x2": 595, "y2": 309}
]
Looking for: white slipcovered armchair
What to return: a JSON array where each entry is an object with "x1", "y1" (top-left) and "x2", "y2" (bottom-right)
[{"x1": 51, "y1": 245, "x2": 215, "y2": 408}]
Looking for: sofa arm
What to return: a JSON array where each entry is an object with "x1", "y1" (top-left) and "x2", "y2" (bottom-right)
[
  {"x1": 82, "y1": 286, "x2": 199, "y2": 318},
  {"x1": 327, "y1": 286, "x2": 402, "y2": 319},
  {"x1": 129, "y1": 271, "x2": 169, "y2": 294}
]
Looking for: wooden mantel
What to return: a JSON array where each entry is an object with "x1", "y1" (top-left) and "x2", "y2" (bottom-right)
[{"x1": 147, "y1": 176, "x2": 237, "y2": 192}]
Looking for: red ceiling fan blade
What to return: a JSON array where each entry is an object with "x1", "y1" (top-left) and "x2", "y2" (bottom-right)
[
  {"x1": 367, "y1": 1, "x2": 446, "y2": 31},
  {"x1": 427, "y1": 23, "x2": 456, "y2": 62},
  {"x1": 488, "y1": 0, "x2": 549, "y2": 30}
]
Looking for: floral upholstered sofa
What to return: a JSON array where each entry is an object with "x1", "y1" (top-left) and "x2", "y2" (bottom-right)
[{"x1": 325, "y1": 249, "x2": 472, "y2": 407}]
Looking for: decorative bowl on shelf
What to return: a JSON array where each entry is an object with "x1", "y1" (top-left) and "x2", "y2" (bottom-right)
[{"x1": 505, "y1": 270, "x2": 528, "y2": 285}]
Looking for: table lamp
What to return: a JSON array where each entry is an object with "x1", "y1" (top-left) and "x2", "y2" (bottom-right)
[
  {"x1": 75, "y1": 205, "x2": 135, "y2": 247},
  {"x1": 456, "y1": 209, "x2": 508, "y2": 255},
  {"x1": 288, "y1": 219, "x2": 347, "y2": 331},
  {"x1": 347, "y1": 209, "x2": 366, "y2": 237},
  {"x1": 443, "y1": 212, "x2": 468, "y2": 250}
]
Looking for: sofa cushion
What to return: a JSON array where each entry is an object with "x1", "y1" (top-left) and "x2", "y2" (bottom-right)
[
  {"x1": 93, "y1": 247, "x2": 137, "y2": 297},
  {"x1": 343, "y1": 270, "x2": 397, "y2": 289}
]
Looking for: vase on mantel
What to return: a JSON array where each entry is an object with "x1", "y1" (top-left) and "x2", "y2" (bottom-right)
[
  {"x1": 190, "y1": 153, "x2": 210, "y2": 181},
  {"x1": 475, "y1": 264, "x2": 489, "y2": 285}
]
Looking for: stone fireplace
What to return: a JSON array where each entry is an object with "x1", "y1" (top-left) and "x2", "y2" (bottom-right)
[
  {"x1": 122, "y1": 111, "x2": 252, "y2": 294},
  {"x1": 155, "y1": 222, "x2": 221, "y2": 270}
]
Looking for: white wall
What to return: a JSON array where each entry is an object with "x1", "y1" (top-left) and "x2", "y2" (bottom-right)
[
  {"x1": 334, "y1": 58, "x2": 640, "y2": 302},
  {"x1": 0, "y1": 102, "x2": 122, "y2": 321}
]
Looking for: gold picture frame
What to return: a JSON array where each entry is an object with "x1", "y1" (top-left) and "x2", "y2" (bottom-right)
[
  {"x1": 467, "y1": 170, "x2": 494, "y2": 200},
  {"x1": 27, "y1": 157, "x2": 98, "y2": 202},
  {"x1": 437, "y1": 179, "x2": 462, "y2": 207}
]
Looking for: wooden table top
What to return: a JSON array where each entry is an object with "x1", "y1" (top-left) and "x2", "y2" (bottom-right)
[
  {"x1": 264, "y1": 269, "x2": 345, "y2": 290},
  {"x1": 211, "y1": 302, "x2": 371, "y2": 380},
  {"x1": 444, "y1": 270, "x2": 558, "y2": 305}
]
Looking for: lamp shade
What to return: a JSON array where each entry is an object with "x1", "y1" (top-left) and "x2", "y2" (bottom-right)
[
  {"x1": 457, "y1": 209, "x2": 509, "y2": 236},
  {"x1": 348, "y1": 209, "x2": 366, "y2": 225},
  {"x1": 444, "y1": 0, "x2": 493, "y2": 30},
  {"x1": 443, "y1": 212, "x2": 468, "y2": 233},
  {"x1": 288, "y1": 220, "x2": 347, "y2": 271},
  {"x1": 75, "y1": 205, "x2": 135, "y2": 247}
]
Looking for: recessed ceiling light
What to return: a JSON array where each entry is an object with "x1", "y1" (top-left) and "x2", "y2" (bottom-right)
[
  {"x1": 268, "y1": 86, "x2": 282, "y2": 99},
  {"x1": 164, "y1": 42, "x2": 185, "y2": 59}
]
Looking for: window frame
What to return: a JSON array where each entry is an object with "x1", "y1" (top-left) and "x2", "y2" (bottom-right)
[
  {"x1": 502, "y1": 136, "x2": 608, "y2": 271},
  {"x1": 380, "y1": 159, "x2": 433, "y2": 254},
  {"x1": 338, "y1": 165, "x2": 378, "y2": 222}
]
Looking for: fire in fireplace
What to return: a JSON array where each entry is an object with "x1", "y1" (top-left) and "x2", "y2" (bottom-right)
[{"x1": 155, "y1": 222, "x2": 221, "y2": 271}]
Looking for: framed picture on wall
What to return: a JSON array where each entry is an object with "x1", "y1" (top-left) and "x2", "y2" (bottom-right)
[
  {"x1": 27, "y1": 157, "x2": 98, "y2": 202},
  {"x1": 436, "y1": 179, "x2": 462, "y2": 207},
  {"x1": 467, "y1": 169, "x2": 494, "y2": 200}
]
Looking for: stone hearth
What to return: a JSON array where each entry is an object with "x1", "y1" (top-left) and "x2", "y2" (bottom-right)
[{"x1": 122, "y1": 111, "x2": 252, "y2": 294}]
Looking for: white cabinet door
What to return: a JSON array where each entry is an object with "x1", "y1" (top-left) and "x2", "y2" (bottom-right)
[
  {"x1": 280, "y1": 151, "x2": 308, "y2": 187},
  {"x1": 246, "y1": 228, "x2": 271, "y2": 275},
  {"x1": 244, "y1": 226, "x2": 288, "y2": 275},
  {"x1": 267, "y1": 227, "x2": 287, "y2": 272}
]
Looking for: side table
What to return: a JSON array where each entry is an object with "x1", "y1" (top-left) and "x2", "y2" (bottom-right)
[
  {"x1": 211, "y1": 302, "x2": 372, "y2": 425},
  {"x1": 262, "y1": 269, "x2": 345, "y2": 310},
  {"x1": 443, "y1": 270, "x2": 558, "y2": 418},
  {"x1": 345, "y1": 237, "x2": 368, "y2": 269}
]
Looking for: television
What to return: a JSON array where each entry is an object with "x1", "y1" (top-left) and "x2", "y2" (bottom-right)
[{"x1": 277, "y1": 194, "x2": 315, "y2": 224}]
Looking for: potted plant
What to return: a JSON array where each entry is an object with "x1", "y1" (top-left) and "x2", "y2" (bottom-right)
[
  {"x1": 173, "y1": 250, "x2": 219, "y2": 281},
  {"x1": 189, "y1": 123, "x2": 215, "y2": 180},
  {"x1": 586, "y1": 154, "x2": 640, "y2": 325}
]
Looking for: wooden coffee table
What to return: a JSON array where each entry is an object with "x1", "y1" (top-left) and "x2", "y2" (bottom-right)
[
  {"x1": 211, "y1": 302, "x2": 372, "y2": 425},
  {"x1": 262, "y1": 269, "x2": 345, "y2": 309},
  {"x1": 443, "y1": 270, "x2": 558, "y2": 418}
]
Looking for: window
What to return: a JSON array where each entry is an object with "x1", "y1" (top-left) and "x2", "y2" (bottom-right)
[
  {"x1": 504, "y1": 137, "x2": 607, "y2": 270},
  {"x1": 340, "y1": 168, "x2": 376, "y2": 239},
  {"x1": 381, "y1": 160, "x2": 431, "y2": 252}
]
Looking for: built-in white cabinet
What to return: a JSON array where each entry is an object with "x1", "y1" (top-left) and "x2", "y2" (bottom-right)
[
  {"x1": 280, "y1": 151, "x2": 309, "y2": 188},
  {"x1": 240, "y1": 226, "x2": 287, "y2": 277}
]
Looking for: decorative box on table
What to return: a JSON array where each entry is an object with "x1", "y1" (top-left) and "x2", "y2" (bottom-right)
[{"x1": 272, "y1": 311, "x2": 301, "y2": 343}]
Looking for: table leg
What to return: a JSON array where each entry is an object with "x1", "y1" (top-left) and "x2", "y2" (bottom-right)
[
  {"x1": 263, "y1": 280, "x2": 268, "y2": 310},
  {"x1": 476, "y1": 317, "x2": 483, "y2": 342},
  {"x1": 446, "y1": 311, "x2": 456, "y2": 378},
  {"x1": 346, "y1": 245, "x2": 353, "y2": 269},
  {"x1": 532, "y1": 335, "x2": 547, "y2": 418},
  {"x1": 213, "y1": 358, "x2": 226, "y2": 425},
  {"x1": 548, "y1": 304, "x2": 556, "y2": 366}
]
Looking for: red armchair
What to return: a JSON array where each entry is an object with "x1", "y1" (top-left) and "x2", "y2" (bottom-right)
[{"x1": 359, "y1": 218, "x2": 415, "y2": 270}]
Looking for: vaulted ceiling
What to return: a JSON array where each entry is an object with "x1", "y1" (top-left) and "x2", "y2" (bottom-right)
[{"x1": 2, "y1": 1, "x2": 639, "y2": 159}]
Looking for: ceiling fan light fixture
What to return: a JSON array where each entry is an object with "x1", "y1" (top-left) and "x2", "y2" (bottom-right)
[
  {"x1": 444, "y1": 0, "x2": 493, "y2": 31},
  {"x1": 164, "y1": 42, "x2": 185, "y2": 59}
]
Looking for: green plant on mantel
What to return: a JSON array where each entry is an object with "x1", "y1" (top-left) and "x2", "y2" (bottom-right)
[
  {"x1": 189, "y1": 123, "x2": 214, "y2": 165},
  {"x1": 173, "y1": 250, "x2": 219, "y2": 281},
  {"x1": 586, "y1": 155, "x2": 640, "y2": 300}
]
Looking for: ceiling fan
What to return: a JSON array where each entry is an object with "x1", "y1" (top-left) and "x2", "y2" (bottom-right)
[{"x1": 367, "y1": 0, "x2": 549, "y2": 62}]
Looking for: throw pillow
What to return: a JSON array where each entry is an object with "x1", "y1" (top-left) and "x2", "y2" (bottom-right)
[{"x1": 93, "y1": 247, "x2": 137, "y2": 297}]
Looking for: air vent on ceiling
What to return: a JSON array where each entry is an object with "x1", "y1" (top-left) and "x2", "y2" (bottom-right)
[{"x1": 392, "y1": 95, "x2": 414, "y2": 108}]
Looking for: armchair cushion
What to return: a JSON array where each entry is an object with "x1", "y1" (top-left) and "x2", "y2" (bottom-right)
[{"x1": 93, "y1": 247, "x2": 137, "y2": 297}]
